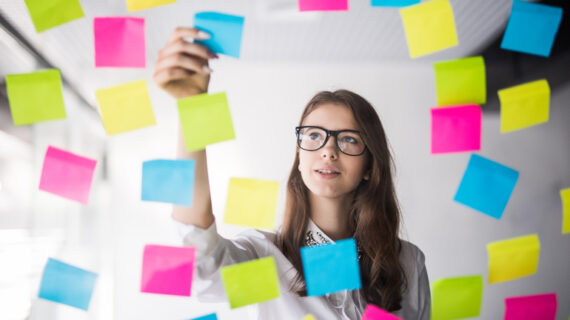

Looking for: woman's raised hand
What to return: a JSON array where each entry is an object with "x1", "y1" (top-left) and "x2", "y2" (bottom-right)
[{"x1": 153, "y1": 27, "x2": 218, "y2": 99}]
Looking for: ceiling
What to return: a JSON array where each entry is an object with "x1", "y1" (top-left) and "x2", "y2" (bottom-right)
[{"x1": 0, "y1": 0, "x2": 567, "y2": 123}]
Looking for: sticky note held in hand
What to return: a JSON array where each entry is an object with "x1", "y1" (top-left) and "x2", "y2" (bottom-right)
[
  {"x1": 221, "y1": 257, "x2": 280, "y2": 308},
  {"x1": 95, "y1": 79, "x2": 156, "y2": 135},
  {"x1": 224, "y1": 178, "x2": 279, "y2": 230},
  {"x1": 24, "y1": 0, "x2": 85, "y2": 32},
  {"x1": 141, "y1": 244, "x2": 196, "y2": 296},
  {"x1": 487, "y1": 234, "x2": 540, "y2": 284},
  {"x1": 434, "y1": 56, "x2": 486, "y2": 106},
  {"x1": 500, "y1": 1, "x2": 563, "y2": 57},
  {"x1": 194, "y1": 12, "x2": 245, "y2": 58},
  {"x1": 499, "y1": 79, "x2": 550, "y2": 133},
  {"x1": 39, "y1": 146, "x2": 97, "y2": 205},
  {"x1": 431, "y1": 275, "x2": 483, "y2": 320},
  {"x1": 400, "y1": 0, "x2": 458, "y2": 58},
  {"x1": 94, "y1": 17, "x2": 146, "y2": 68},
  {"x1": 431, "y1": 104, "x2": 481, "y2": 154},
  {"x1": 301, "y1": 238, "x2": 361, "y2": 296},
  {"x1": 454, "y1": 154, "x2": 519, "y2": 219},
  {"x1": 6, "y1": 69, "x2": 66, "y2": 125},
  {"x1": 178, "y1": 92, "x2": 235, "y2": 151},
  {"x1": 141, "y1": 159, "x2": 195, "y2": 207},
  {"x1": 38, "y1": 258, "x2": 98, "y2": 310}
]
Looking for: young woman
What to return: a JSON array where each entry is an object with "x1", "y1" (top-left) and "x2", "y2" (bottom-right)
[{"x1": 153, "y1": 27, "x2": 430, "y2": 320}]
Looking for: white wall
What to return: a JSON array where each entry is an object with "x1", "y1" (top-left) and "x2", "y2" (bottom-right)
[{"x1": 104, "y1": 60, "x2": 569, "y2": 319}]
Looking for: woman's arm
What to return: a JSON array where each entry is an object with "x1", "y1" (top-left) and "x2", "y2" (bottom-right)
[{"x1": 153, "y1": 27, "x2": 218, "y2": 229}]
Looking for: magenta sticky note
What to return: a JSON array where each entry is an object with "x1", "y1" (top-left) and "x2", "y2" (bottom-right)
[
  {"x1": 504, "y1": 293, "x2": 557, "y2": 320},
  {"x1": 299, "y1": 0, "x2": 348, "y2": 11},
  {"x1": 141, "y1": 244, "x2": 196, "y2": 296},
  {"x1": 361, "y1": 304, "x2": 402, "y2": 320},
  {"x1": 431, "y1": 104, "x2": 481, "y2": 154},
  {"x1": 94, "y1": 17, "x2": 146, "y2": 68},
  {"x1": 39, "y1": 146, "x2": 97, "y2": 205}
]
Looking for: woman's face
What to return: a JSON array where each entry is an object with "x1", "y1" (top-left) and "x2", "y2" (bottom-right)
[{"x1": 298, "y1": 103, "x2": 370, "y2": 200}]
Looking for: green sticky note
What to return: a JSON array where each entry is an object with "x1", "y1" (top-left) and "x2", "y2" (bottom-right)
[
  {"x1": 6, "y1": 69, "x2": 66, "y2": 125},
  {"x1": 178, "y1": 92, "x2": 235, "y2": 151},
  {"x1": 499, "y1": 79, "x2": 550, "y2": 133},
  {"x1": 24, "y1": 0, "x2": 85, "y2": 33},
  {"x1": 434, "y1": 56, "x2": 486, "y2": 106},
  {"x1": 221, "y1": 257, "x2": 280, "y2": 309},
  {"x1": 431, "y1": 275, "x2": 483, "y2": 320}
]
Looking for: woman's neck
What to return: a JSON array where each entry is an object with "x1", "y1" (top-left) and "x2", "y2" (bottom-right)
[{"x1": 309, "y1": 193, "x2": 354, "y2": 241}]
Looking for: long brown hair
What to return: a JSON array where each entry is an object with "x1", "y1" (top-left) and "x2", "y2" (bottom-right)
[{"x1": 277, "y1": 89, "x2": 407, "y2": 311}]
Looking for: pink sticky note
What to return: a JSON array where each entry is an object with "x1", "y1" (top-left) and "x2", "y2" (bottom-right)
[
  {"x1": 94, "y1": 17, "x2": 146, "y2": 68},
  {"x1": 431, "y1": 104, "x2": 481, "y2": 154},
  {"x1": 39, "y1": 146, "x2": 97, "y2": 205},
  {"x1": 141, "y1": 244, "x2": 196, "y2": 296},
  {"x1": 361, "y1": 304, "x2": 402, "y2": 320},
  {"x1": 299, "y1": 0, "x2": 348, "y2": 11},
  {"x1": 504, "y1": 293, "x2": 557, "y2": 320}
]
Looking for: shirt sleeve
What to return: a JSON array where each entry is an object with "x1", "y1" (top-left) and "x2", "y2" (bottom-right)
[
  {"x1": 173, "y1": 219, "x2": 261, "y2": 303},
  {"x1": 416, "y1": 259, "x2": 431, "y2": 320}
]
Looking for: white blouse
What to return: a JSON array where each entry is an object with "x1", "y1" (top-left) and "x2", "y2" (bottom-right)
[{"x1": 174, "y1": 219, "x2": 431, "y2": 320}]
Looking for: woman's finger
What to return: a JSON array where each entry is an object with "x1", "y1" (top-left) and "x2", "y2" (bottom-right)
[
  {"x1": 158, "y1": 38, "x2": 217, "y2": 61},
  {"x1": 154, "y1": 53, "x2": 211, "y2": 75},
  {"x1": 167, "y1": 26, "x2": 210, "y2": 45},
  {"x1": 153, "y1": 67, "x2": 193, "y2": 86}
]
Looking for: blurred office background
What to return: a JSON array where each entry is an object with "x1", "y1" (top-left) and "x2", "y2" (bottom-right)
[{"x1": 0, "y1": 0, "x2": 568, "y2": 319}]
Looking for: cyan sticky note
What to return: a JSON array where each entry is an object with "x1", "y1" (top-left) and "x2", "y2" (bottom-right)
[
  {"x1": 301, "y1": 238, "x2": 361, "y2": 296},
  {"x1": 504, "y1": 293, "x2": 557, "y2": 320},
  {"x1": 371, "y1": 0, "x2": 419, "y2": 7},
  {"x1": 454, "y1": 154, "x2": 519, "y2": 219},
  {"x1": 141, "y1": 244, "x2": 196, "y2": 296},
  {"x1": 38, "y1": 258, "x2": 98, "y2": 310},
  {"x1": 190, "y1": 314, "x2": 218, "y2": 320},
  {"x1": 500, "y1": 0, "x2": 563, "y2": 57},
  {"x1": 141, "y1": 159, "x2": 195, "y2": 207},
  {"x1": 194, "y1": 12, "x2": 244, "y2": 58}
]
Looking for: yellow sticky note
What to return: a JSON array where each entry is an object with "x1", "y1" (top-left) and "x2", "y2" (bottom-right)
[
  {"x1": 95, "y1": 80, "x2": 156, "y2": 135},
  {"x1": 400, "y1": 0, "x2": 458, "y2": 58},
  {"x1": 224, "y1": 178, "x2": 279, "y2": 230},
  {"x1": 125, "y1": 0, "x2": 176, "y2": 12},
  {"x1": 303, "y1": 314, "x2": 316, "y2": 320},
  {"x1": 487, "y1": 234, "x2": 540, "y2": 284},
  {"x1": 434, "y1": 56, "x2": 486, "y2": 106},
  {"x1": 221, "y1": 257, "x2": 280, "y2": 309},
  {"x1": 178, "y1": 92, "x2": 235, "y2": 152},
  {"x1": 498, "y1": 79, "x2": 550, "y2": 133},
  {"x1": 561, "y1": 188, "x2": 570, "y2": 234}
]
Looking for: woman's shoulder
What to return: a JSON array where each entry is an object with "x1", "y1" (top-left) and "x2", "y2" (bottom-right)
[{"x1": 398, "y1": 238, "x2": 426, "y2": 268}]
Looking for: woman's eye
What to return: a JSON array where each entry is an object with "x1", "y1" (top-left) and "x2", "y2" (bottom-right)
[
  {"x1": 342, "y1": 136, "x2": 358, "y2": 144},
  {"x1": 308, "y1": 132, "x2": 322, "y2": 140}
]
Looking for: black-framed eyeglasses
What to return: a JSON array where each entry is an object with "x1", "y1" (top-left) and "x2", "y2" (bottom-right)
[{"x1": 295, "y1": 126, "x2": 366, "y2": 156}]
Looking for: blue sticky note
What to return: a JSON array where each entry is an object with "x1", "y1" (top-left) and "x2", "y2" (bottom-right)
[
  {"x1": 300, "y1": 238, "x2": 361, "y2": 296},
  {"x1": 141, "y1": 159, "x2": 195, "y2": 207},
  {"x1": 194, "y1": 12, "x2": 245, "y2": 58},
  {"x1": 38, "y1": 258, "x2": 98, "y2": 310},
  {"x1": 371, "y1": 0, "x2": 420, "y2": 7},
  {"x1": 190, "y1": 313, "x2": 218, "y2": 320},
  {"x1": 500, "y1": 0, "x2": 563, "y2": 57},
  {"x1": 454, "y1": 154, "x2": 519, "y2": 219}
]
